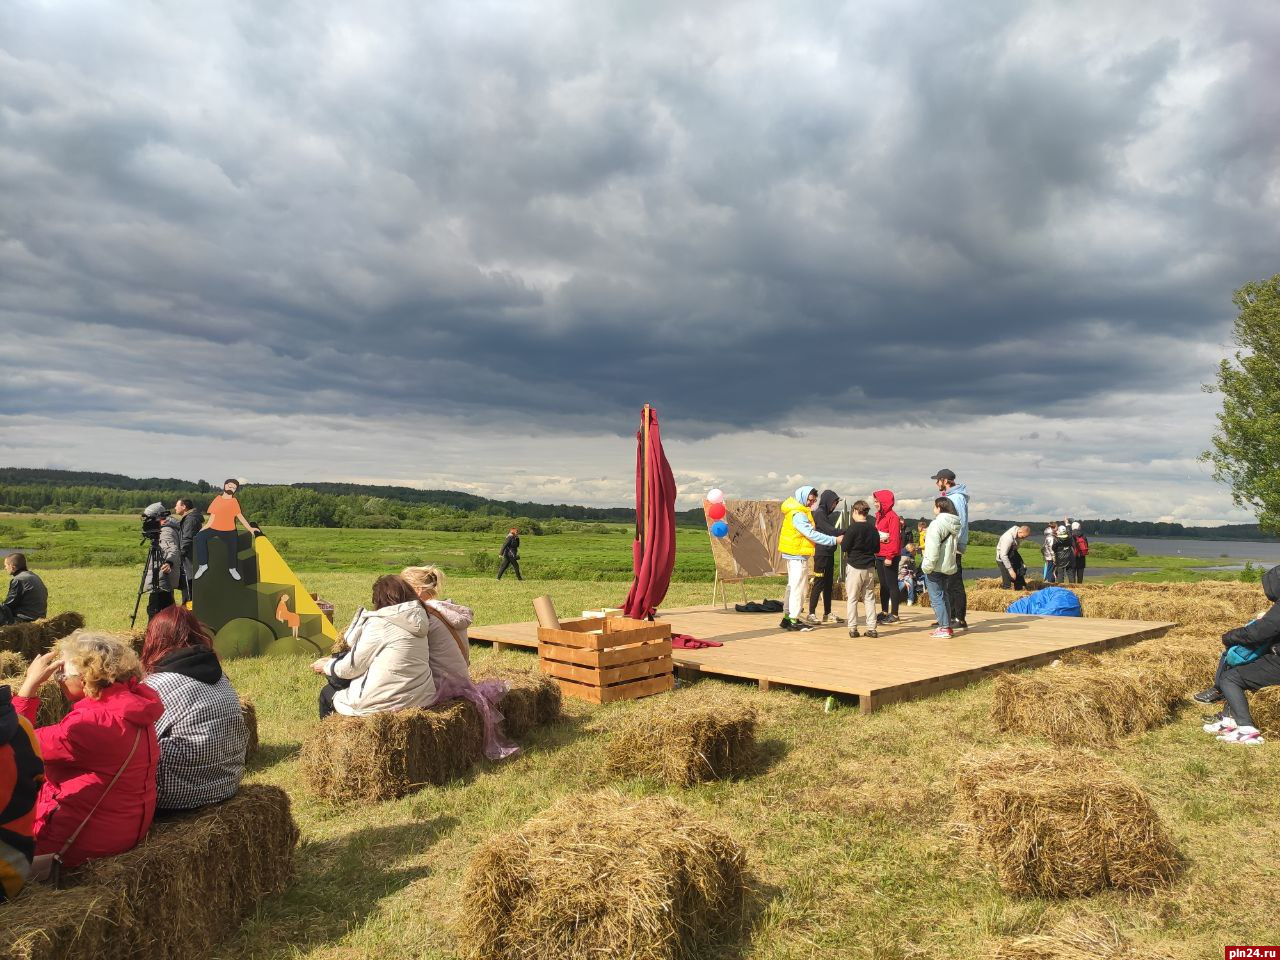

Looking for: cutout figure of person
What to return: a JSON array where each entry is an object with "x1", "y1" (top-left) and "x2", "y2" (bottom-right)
[
  {"x1": 193, "y1": 479, "x2": 255, "y2": 582},
  {"x1": 275, "y1": 593, "x2": 300, "y2": 639}
]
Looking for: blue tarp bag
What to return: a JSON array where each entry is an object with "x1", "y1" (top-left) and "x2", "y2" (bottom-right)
[
  {"x1": 1225, "y1": 644, "x2": 1263, "y2": 667},
  {"x1": 1006, "y1": 587, "x2": 1083, "y2": 617}
]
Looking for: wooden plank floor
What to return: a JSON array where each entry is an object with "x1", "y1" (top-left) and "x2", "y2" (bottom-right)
[{"x1": 471, "y1": 604, "x2": 1175, "y2": 712}]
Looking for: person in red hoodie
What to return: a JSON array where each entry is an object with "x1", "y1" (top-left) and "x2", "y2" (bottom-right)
[
  {"x1": 13, "y1": 631, "x2": 162, "y2": 876},
  {"x1": 873, "y1": 489, "x2": 903, "y2": 624}
]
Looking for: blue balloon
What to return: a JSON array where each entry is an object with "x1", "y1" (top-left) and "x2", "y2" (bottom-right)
[{"x1": 711, "y1": 520, "x2": 729, "y2": 537}]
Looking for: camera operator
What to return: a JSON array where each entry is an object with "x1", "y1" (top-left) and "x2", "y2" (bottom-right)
[
  {"x1": 172, "y1": 497, "x2": 202, "y2": 603},
  {"x1": 141, "y1": 503, "x2": 182, "y2": 621}
]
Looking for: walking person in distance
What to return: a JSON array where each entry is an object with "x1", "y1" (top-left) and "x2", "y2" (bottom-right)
[{"x1": 496, "y1": 528, "x2": 523, "y2": 581}]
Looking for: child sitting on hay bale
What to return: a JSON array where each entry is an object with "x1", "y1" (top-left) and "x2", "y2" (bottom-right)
[
  {"x1": 457, "y1": 791, "x2": 750, "y2": 960},
  {"x1": 14, "y1": 632, "x2": 163, "y2": 877},
  {"x1": 956, "y1": 748, "x2": 1180, "y2": 898},
  {"x1": 1195, "y1": 564, "x2": 1280, "y2": 746},
  {"x1": 311, "y1": 574, "x2": 516, "y2": 761},
  {"x1": 140, "y1": 606, "x2": 248, "y2": 810}
]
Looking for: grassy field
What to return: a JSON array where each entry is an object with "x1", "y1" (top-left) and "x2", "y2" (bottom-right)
[
  {"x1": 23, "y1": 562, "x2": 1279, "y2": 959},
  {"x1": 0, "y1": 513, "x2": 1217, "y2": 584},
  {"x1": 13, "y1": 521, "x2": 1278, "y2": 959}
]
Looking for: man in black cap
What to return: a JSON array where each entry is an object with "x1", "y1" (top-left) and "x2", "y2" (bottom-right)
[{"x1": 930, "y1": 468, "x2": 970, "y2": 629}]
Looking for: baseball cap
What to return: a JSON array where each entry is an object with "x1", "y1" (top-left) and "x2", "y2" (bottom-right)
[{"x1": 930, "y1": 468, "x2": 956, "y2": 481}]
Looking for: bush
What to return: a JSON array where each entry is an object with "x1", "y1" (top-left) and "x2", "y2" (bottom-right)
[
  {"x1": 1090, "y1": 542, "x2": 1138, "y2": 561},
  {"x1": 28, "y1": 517, "x2": 47, "y2": 529},
  {"x1": 469, "y1": 550, "x2": 495, "y2": 574},
  {"x1": 61, "y1": 518, "x2": 79, "y2": 531}
]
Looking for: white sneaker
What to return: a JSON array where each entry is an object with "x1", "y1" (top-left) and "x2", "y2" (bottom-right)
[
  {"x1": 1203, "y1": 717, "x2": 1237, "y2": 735},
  {"x1": 1218, "y1": 725, "x2": 1264, "y2": 745},
  {"x1": 192, "y1": 564, "x2": 208, "y2": 580},
  {"x1": 804, "y1": 613, "x2": 819, "y2": 625},
  {"x1": 228, "y1": 568, "x2": 242, "y2": 581}
]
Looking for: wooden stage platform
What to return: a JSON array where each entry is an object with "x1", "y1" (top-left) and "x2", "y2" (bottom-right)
[{"x1": 470, "y1": 605, "x2": 1175, "y2": 713}]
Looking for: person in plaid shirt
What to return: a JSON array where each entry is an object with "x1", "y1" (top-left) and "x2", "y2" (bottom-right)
[{"x1": 140, "y1": 607, "x2": 247, "y2": 811}]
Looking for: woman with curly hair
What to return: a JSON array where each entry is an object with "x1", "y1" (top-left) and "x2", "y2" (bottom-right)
[{"x1": 14, "y1": 631, "x2": 163, "y2": 874}]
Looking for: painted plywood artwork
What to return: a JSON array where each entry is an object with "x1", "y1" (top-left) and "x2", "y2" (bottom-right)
[
  {"x1": 191, "y1": 531, "x2": 338, "y2": 658},
  {"x1": 705, "y1": 499, "x2": 785, "y2": 579}
]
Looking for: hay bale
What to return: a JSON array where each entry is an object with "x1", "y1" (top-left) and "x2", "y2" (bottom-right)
[
  {"x1": 472, "y1": 666, "x2": 563, "y2": 739},
  {"x1": 993, "y1": 914, "x2": 1158, "y2": 960},
  {"x1": 0, "y1": 623, "x2": 47, "y2": 662},
  {"x1": 0, "y1": 676, "x2": 70, "y2": 729},
  {"x1": 1248, "y1": 687, "x2": 1280, "y2": 736},
  {"x1": 0, "y1": 785, "x2": 298, "y2": 960},
  {"x1": 0, "y1": 613, "x2": 86, "y2": 662},
  {"x1": 605, "y1": 690, "x2": 758, "y2": 787},
  {"x1": 992, "y1": 656, "x2": 1186, "y2": 747},
  {"x1": 38, "y1": 614, "x2": 85, "y2": 646},
  {"x1": 240, "y1": 696, "x2": 259, "y2": 761},
  {"x1": 0, "y1": 883, "x2": 126, "y2": 960},
  {"x1": 457, "y1": 790, "x2": 749, "y2": 960},
  {"x1": 299, "y1": 700, "x2": 483, "y2": 803},
  {"x1": 956, "y1": 748, "x2": 1179, "y2": 898},
  {"x1": 0, "y1": 650, "x2": 29, "y2": 678}
]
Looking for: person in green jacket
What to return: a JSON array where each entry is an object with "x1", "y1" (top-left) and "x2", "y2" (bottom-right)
[{"x1": 921, "y1": 497, "x2": 962, "y2": 639}]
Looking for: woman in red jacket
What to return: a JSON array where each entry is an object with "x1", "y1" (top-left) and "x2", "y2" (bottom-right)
[
  {"x1": 873, "y1": 489, "x2": 903, "y2": 624},
  {"x1": 13, "y1": 631, "x2": 162, "y2": 874}
]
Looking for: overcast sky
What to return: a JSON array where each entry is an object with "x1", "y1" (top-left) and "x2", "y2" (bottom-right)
[{"x1": 2, "y1": 1, "x2": 1277, "y2": 523}]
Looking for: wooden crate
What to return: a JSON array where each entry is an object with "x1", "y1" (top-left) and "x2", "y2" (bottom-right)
[{"x1": 538, "y1": 616, "x2": 674, "y2": 704}]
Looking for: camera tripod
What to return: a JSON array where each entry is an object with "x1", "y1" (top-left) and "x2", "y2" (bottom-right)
[{"x1": 129, "y1": 534, "x2": 168, "y2": 629}]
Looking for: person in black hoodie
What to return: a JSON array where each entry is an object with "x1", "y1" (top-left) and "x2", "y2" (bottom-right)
[
  {"x1": 806, "y1": 490, "x2": 844, "y2": 624},
  {"x1": 497, "y1": 528, "x2": 523, "y2": 581},
  {"x1": 1194, "y1": 564, "x2": 1280, "y2": 746},
  {"x1": 842, "y1": 500, "x2": 882, "y2": 638},
  {"x1": 139, "y1": 606, "x2": 248, "y2": 809}
]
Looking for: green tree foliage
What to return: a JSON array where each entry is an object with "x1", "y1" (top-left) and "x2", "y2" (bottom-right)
[{"x1": 1204, "y1": 273, "x2": 1280, "y2": 533}]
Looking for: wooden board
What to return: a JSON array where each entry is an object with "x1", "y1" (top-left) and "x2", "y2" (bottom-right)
[
  {"x1": 555, "y1": 672, "x2": 676, "y2": 704},
  {"x1": 473, "y1": 604, "x2": 1176, "y2": 713}
]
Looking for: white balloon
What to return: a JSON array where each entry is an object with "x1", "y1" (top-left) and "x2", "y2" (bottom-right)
[{"x1": 706, "y1": 488, "x2": 724, "y2": 503}]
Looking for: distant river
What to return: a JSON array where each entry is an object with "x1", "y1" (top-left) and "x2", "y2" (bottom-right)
[{"x1": 1090, "y1": 537, "x2": 1280, "y2": 564}]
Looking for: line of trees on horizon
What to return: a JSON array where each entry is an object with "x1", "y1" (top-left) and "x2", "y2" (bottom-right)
[{"x1": 0, "y1": 467, "x2": 1274, "y2": 539}]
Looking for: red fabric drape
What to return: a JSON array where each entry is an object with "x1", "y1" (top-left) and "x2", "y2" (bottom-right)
[{"x1": 623, "y1": 407, "x2": 677, "y2": 620}]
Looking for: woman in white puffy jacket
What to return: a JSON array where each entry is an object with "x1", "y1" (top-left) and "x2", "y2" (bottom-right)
[{"x1": 312, "y1": 575, "x2": 438, "y2": 717}]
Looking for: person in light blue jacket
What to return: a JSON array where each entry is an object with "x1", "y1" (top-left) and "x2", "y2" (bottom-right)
[{"x1": 930, "y1": 468, "x2": 970, "y2": 629}]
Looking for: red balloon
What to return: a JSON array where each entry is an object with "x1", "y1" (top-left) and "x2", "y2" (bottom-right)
[{"x1": 707, "y1": 502, "x2": 727, "y2": 521}]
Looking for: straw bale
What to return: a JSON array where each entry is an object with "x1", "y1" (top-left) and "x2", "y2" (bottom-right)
[
  {"x1": 0, "y1": 623, "x2": 46, "y2": 662},
  {"x1": 471, "y1": 666, "x2": 563, "y2": 739},
  {"x1": 0, "y1": 784, "x2": 298, "y2": 960},
  {"x1": 457, "y1": 790, "x2": 749, "y2": 960},
  {"x1": 0, "y1": 883, "x2": 126, "y2": 960},
  {"x1": 605, "y1": 690, "x2": 758, "y2": 787},
  {"x1": 299, "y1": 700, "x2": 484, "y2": 803},
  {"x1": 1249, "y1": 687, "x2": 1280, "y2": 737},
  {"x1": 992, "y1": 657, "x2": 1186, "y2": 747},
  {"x1": 0, "y1": 676, "x2": 70, "y2": 728},
  {"x1": 993, "y1": 913, "x2": 1160, "y2": 960},
  {"x1": 38, "y1": 614, "x2": 85, "y2": 646},
  {"x1": 240, "y1": 696, "x2": 259, "y2": 761},
  {"x1": 0, "y1": 650, "x2": 29, "y2": 678},
  {"x1": 956, "y1": 748, "x2": 1179, "y2": 898}
]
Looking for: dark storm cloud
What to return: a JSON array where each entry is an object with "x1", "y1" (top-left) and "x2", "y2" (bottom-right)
[{"x1": 1, "y1": 0, "x2": 1278, "y2": 439}]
